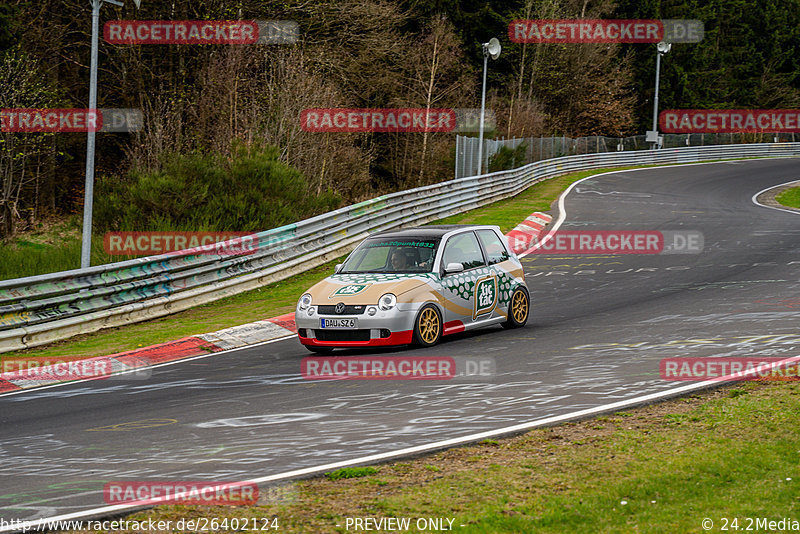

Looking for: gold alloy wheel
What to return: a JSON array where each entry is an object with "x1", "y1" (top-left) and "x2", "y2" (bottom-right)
[
  {"x1": 511, "y1": 290, "x2": 529, "y2": 324},
  {"x1": 418, "y1": 307, "x2": 441, "y2": 344}
]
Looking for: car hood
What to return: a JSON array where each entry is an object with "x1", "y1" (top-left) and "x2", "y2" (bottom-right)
[{"x1": 306, "y1": 273, "x2": 438, "y2": 304}]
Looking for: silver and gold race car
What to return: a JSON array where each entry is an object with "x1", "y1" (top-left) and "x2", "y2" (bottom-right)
[{"x1": 295, "y1": 225, "x2": 530, "y2": 353}]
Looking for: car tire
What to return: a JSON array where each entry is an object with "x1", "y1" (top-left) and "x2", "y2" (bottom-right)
[
  {"x1": 413, "y1": 304, "x2": 443, "y2": 347},
  {"x1": 502, "y1": 286, "x2": 530, "y2": 329},
  {"x1": 305, "y1": 346, "x2": 334, "y2": 354}
]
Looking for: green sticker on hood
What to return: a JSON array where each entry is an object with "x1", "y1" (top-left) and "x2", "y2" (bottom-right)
[{"x1": 332, "y1": 283, "x2": 371, "y2": 297}]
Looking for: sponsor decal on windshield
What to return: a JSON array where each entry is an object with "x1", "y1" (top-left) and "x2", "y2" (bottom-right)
[{"x1": 364, "y1": 240, "x2": 436, "y2": 248}]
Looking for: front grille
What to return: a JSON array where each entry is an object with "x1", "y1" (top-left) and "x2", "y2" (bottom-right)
[
  {"x1": 317, "y1": 304, "x2": 367, "y2": 315},
  {"x1": 314, "y1": 329, "x2": 371, "y2": 342}
]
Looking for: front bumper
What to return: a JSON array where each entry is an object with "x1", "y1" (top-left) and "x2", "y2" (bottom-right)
[
  {"x1": 298, "y1": 330, "x2": 414, "y2": 348},
  {"x1": 295, "y1": 304, "x2": 419, "y2": 347}
]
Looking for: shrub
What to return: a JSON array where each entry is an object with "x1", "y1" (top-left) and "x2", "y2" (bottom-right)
[
  {"x1": 488, "y1": 143, "x2": 528, "y2": 173},
  {"x1": 95, "y1": 142, "x2": 340, "y2": 232}
]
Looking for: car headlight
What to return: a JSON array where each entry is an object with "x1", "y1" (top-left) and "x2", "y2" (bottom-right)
[
  {"x1": 298, "y1": 293, "x2": 313, "y2": 310},
  {"x1": 378, "y1": 293, "x2": 397, "y2": 311}
]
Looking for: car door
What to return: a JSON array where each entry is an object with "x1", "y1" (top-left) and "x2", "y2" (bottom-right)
[
  {"x1": 439, "y1": 231, "x2": 493, "y2": 328},
  {"x1": 475, "y1": 228, "x2": 515, "y2": 320}
]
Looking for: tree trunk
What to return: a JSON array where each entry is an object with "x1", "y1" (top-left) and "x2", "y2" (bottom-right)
[{"x1": 0, "y1": 201, "x2": 16, "y2": 240}]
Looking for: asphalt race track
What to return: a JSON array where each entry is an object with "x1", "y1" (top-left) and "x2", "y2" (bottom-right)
[{"x1": 2, "y1": 158, "x2": 800, "y2": 525}]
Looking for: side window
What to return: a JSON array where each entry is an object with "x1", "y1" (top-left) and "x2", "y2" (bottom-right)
[
  {"x1": 476, "y1": 229, "x2": 510, "y2": 265},
  {"x1": 442, "y1": 232, "x2": 485, "y2": 270}
]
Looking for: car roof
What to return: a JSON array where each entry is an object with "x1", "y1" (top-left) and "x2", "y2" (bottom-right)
[{"x1": 370, "y1": 225, "x2": 499, "y2": 239}]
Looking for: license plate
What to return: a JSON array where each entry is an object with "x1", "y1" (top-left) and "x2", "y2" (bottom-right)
[{"x1": 320, "y1": 318, "x2": 357, "y2": 329}]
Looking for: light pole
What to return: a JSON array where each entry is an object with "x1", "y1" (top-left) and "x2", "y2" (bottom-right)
[
  {"x1": 477, "y1": 37, "x2": 501, "y2": 175},
  {"x1": 647, "y1": 41, "x2": 671, "y2": 150},
  {"x1": 80, "y1": 0, "x2": 138, "y2": 269}
]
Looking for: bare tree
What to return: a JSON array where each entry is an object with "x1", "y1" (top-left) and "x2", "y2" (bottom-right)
[
  {"x1": 393, "y1": 15, "x2": 473, "y2": 186},
  {"x1": 508, "y1": 0, "x2": 635, "y2": 136},
  {"x1": 0, "y1": 46, "x2": 61, "y2": 239},
  {"x1": 243, "y1": 47, "x2": 374, "y2": 199}
]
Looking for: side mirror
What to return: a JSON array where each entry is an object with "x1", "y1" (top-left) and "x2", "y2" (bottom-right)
[
  {"x1": 334, "y1": 263, "x2": 343, "y2": 273},
  {"x1": 444, "y1": 262, "x2": 464, "y2": 275}
]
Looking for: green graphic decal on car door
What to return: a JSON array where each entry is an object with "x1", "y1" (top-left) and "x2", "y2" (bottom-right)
[{"x1": 473, "y1": 274, "x2": 498, "y2": 319}]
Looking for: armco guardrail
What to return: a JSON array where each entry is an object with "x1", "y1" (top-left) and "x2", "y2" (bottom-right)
[{"x1": 1, "y1": 143, "x2": 798, "y2": 353}]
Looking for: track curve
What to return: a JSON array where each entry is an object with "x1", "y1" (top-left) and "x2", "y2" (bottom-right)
[{"x1": 2, "y1": 158, "x2": 800, "y2": 524}]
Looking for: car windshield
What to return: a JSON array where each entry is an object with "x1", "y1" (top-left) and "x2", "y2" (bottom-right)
[{"x1": 340, "y1": 237, "x2": 440, "y2": 273}]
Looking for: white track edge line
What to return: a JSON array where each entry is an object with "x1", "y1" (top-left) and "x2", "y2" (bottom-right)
[{"x1": 751, "y1": 179, "x2": 800, "y2": 215}]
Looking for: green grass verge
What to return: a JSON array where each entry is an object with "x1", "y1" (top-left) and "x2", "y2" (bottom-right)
[
  {"x1": 0, "y1": 215, "x2": 128, "y2": 281},
  {"x1": 325, "y1": 467, "x2": 380, "y2": 481},
  {"x1": 0, "y1": 164, "x2": 689, "y2": 364},
  {"x1": 94, "y1": 382, "x2": 799, "y2": 533},
  {"x1": 776, "y1": 186, "x2": 800, "y2": 208},
  {"x1": 429, "y1": 170, "x2": 588, "y2": 230}
]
